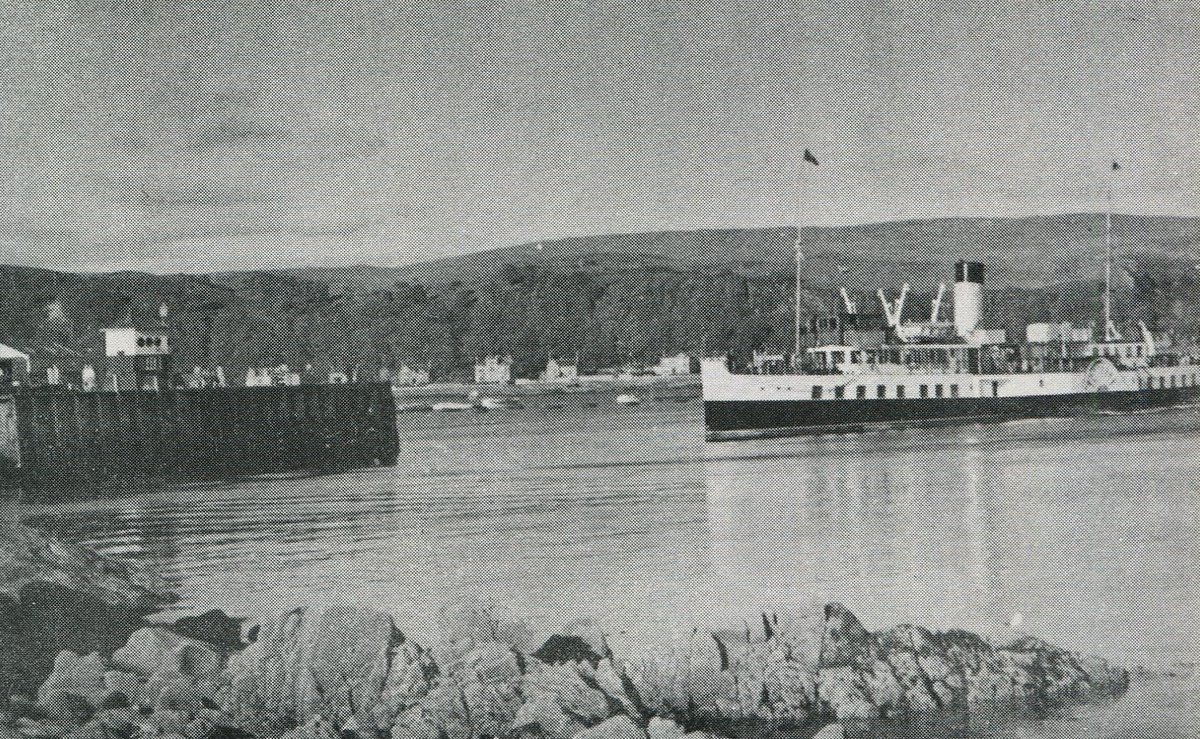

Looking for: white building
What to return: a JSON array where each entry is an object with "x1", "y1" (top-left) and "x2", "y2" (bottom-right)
[
  {"x1": 183, "y1": 366, "x2": 227, "y2": 389},
  {"x1": 651, "y1": 352, "x2": 697, "y2": 376},
  {"x1": 102, "y1": 327, "x2": 170, "y2": 357},
  {"x1": 246, "y1": 365, "x2": 301, "y2": 387},
  {"x1": 541, "y1": 356, "x2": 578, "y2": 382},
  {"x1": 391, "y1": 365, "x2": 431, "y2": 386},
  {"x1": 102, "y1": 326, "x2": 173, "y2": 391},
  {"x1": 0, "y1": 343, "x2": 31, "y2": 386},
  {"x1": 474, "y1": 356, "x2": 513, "y2": 384}
]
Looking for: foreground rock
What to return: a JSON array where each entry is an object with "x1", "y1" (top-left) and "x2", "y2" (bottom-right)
[
  {"x1": 1, "y1": 521, "x2": 172, "y2": 609},
  {"x1": 15, "y1": 601, "x2": 1128, "y2": 739},
  {"x1": 2, "y1": 521, "x2": 177, "y2": 702}
]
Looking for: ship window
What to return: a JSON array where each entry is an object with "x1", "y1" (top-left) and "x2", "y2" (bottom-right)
[
  {"x1": 951, "y1": 384, "x2": 960, "y2": 398},
  {"x1": 920, "y1": 384, "x2": 929, "y2": 398},
  {"x1": 834, "y1": 386, "x2": 845, "y2": 399},
  {"x1": 897, "y1": 385, "x2": 906, "y2": 399},
  {"x1": 850, "y1": 351, "x2": 862, "y2": 363},
  {"x1": 877, "y1": 385, "x2": 886, "y2": 398},
  {"x1": 856, "y1": 385, "x2": 866, "y2": 399},
  {"x1": 812, "y1": 386, "x2": 823, "y2": 400},
  {"x1": 1171, "y1": 376, "x2": 1177, "y2": 388},
  {"x1": 1159, "y1": 377, "x2": 1166, "y2": 389},
  {"x1": 992, "y1": 381, "x2": 1000, "y2": 397},
  {"x1": 935, "y1": 384, "x2": 944, "y2": 398}
]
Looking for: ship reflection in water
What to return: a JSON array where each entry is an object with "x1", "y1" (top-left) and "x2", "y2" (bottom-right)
[
  {"x1": 703, "y1": 437, "x2": 1004, "y2": 642},
  {"x1": 703, "y1": 416, "x2": 1199, "y2": 666},
  {"x1": 15, "y1": 398, "x2": 1200, "y2": 738}
]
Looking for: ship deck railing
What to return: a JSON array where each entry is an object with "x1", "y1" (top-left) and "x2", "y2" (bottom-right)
[{"x1": 733, "y1": 354, "x2": 1189, "y2": 377}]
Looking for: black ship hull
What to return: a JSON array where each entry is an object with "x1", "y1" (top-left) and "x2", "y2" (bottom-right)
[{"x1": 705, "y1": 386, "x2": 1200, "y2": 439}]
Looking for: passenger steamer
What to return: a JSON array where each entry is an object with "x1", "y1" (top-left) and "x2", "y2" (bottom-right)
[{"x1": 703, "y1": 226, "x2": 1200, "y2": 440}]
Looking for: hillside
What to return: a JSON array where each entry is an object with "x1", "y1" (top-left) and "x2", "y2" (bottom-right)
[
  {"x1": 270, "y1": 214, "x2": 1200, "y2": 295},
  {"x1": 3, "y1": 214, "x2": 1200, "y2": 381}
]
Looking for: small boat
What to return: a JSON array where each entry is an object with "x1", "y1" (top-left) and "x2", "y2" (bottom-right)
[
  {"x1": 480, "y1": 397, "x2": 523, "y2": 410},
  {"x1": 615, "y1": 394, "x2": 641, "y2": 406},
  {"x1": 434, "y1": 391, "x2": 481, "y2": 412},
  {"x1": 396, "y1": 402, "x2": 432, "y2": 413}
]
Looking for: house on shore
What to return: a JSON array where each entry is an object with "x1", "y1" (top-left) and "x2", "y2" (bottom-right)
[
  {"x1": 246, "y1": 365, "x2": 302, "y2": 387},
  {"x1": 387, "y1": 364, "x2": 431, "y2": 387},
  {"x1": 0, "y1": 343, "x2": 31, "y2": 388},
  {"x1": 102, "y1": 326, "x2": 173, "y2": 391},
  {"x1": 541, "y1": 355, "x2": 579, "y2": 383},
  {"x1": 183, "y1": 366, "x2": 228, "y2": 389},
  {"x1": 474, "y1": 356, "x2": 513, "y2": 384},
  {"x1": 651, "y1": 352, "x2": 699, "y2": 376}
]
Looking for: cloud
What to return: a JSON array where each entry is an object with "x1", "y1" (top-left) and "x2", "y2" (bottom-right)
[{"x1": 1, "y1": 0, "x2": 1198, "y2": 272}]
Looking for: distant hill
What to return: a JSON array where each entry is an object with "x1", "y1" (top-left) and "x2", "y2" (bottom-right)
[
  {"x1": 267, "y1": 214, "x2": 1200, "y2": 294},
  {"x1": 4, "y1": 214, "x2": 1199, "y2": 381}
]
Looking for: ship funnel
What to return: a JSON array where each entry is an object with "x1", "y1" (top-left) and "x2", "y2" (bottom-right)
[{"x1": 953, "y1": 261, "x2": 984, "y2": 337}]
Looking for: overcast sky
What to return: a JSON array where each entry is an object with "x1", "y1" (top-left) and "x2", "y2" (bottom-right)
[{"x1": 1, "y1": 0, "x2": 1197, "y2": 272}]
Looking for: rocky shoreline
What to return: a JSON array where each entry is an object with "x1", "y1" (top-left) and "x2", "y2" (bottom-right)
[{"x1": 2, "y1": 523, "x2": 1130, "y2": 739}]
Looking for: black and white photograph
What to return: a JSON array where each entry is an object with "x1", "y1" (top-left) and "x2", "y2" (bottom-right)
[{"x1": 2, "y1": 2, "x2": 1197, "y2": 738}]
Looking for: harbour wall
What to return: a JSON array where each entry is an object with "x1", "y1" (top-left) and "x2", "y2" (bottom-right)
[{"x1": 1, "y1": 383, "x2": 399, "y2": 489}]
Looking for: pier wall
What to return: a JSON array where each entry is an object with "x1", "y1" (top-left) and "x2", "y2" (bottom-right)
[{"x1": 4, "y1": 383, "x2": 398, "y2": 488}]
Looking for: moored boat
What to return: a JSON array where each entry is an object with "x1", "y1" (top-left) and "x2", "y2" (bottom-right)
[{"x1": 479, "y1": 397, "x2": 523, "y2": 410}]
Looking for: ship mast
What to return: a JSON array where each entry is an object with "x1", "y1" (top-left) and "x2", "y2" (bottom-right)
[
  {"x1": 792, "y1": 149, "x2": 819, "y2": 363},
  {"x1": 793, "y1": 227, "x2": 803, "y2": 360},
  {"x1": 1102, "y1": 161, "x2": 1121, "y2": 342}
]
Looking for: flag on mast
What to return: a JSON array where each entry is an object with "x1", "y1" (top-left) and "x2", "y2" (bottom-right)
[
  {"x1": 794, "y1": 150, "x2": 819, "y2": 256},
  {"x1": 792, "y1": 149, "x2": 818, "y2": 359}
]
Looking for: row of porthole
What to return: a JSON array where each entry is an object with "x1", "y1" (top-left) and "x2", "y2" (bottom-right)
[
  {"x1": 136, "y1": 336, "x2": 165, "y2": 348},
  {"x1": 1142, "y1": 373, "x2": 1198, "y2": 390},
  {"x1": 770, "y1": 383, "x2": 971, "y2": 400},
  {"x1": 774, "y1": 373, "x2": 1200, "y2": 397}
]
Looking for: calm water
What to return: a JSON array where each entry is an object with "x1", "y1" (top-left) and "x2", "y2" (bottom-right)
[{"x1": 16, "y1": 394, "x2": 1200, "y2": 737}]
